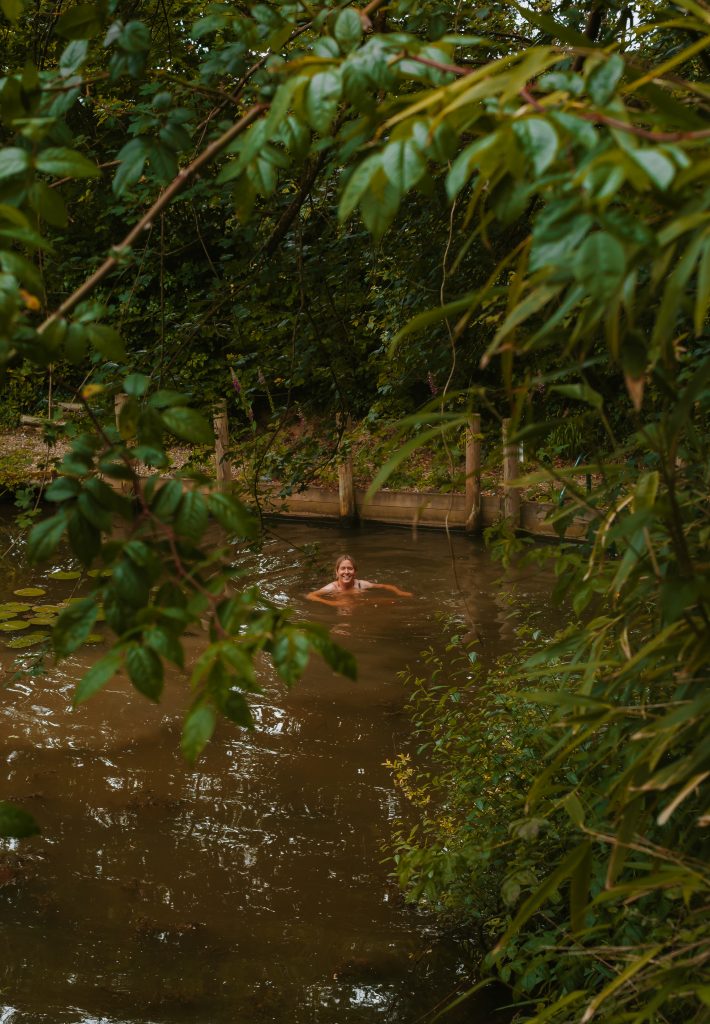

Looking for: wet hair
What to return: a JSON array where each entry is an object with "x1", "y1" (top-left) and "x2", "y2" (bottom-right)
[{"x1": 334, "y1": 554, "x2": 356, "y2": 576}]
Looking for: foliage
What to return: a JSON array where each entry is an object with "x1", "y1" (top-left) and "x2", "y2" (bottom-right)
[
  {"x1": 390, "y1": 600, "x2": 709, "y2": 1021},
  {"x1": 0, "y1": 1, "x2": 708, "y2": 1019}
]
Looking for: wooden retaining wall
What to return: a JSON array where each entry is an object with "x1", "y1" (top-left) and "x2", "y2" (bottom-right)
[
  {"x1": 16, "y1": 401, "x2": 591, "y2": 540},
  {"x1": 258, "y1": 485, "x2": 591, "y2": 540}
]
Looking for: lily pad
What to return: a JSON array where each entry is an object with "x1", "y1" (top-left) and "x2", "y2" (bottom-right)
[
  {"x1": 0, "y1": 603, "x2": 32, "y2": 614},
  {"x1": 48, "y1": 570, "x2": 81, "y2": 581},
  {"x1": 0, "y1": 611, "x2": 18, "y2": 622},
  {"x1": 4, "y1": 632, "x2": 50, "y2": 649},
  {"x1": 32, "y1": 604, "x2": 64, "y2": 613},
  {"x1": 30, "y1": 617, "x2": 57, "y2": 627},
  {"x1": 13, "y1": 587, "x2": 46, "y2": 598},
  {"x1": 82, "y1": 634, "x2": 104, "y2": 645},
  {"x1": 87, "y1": 568, "x2": 112, "y2": 578},
  {"x1": 0, "y1": 620, "x2": 31, "y2": 632}
]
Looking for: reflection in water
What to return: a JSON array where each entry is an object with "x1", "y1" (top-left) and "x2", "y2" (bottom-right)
[{"x1": 0, "y1": 520, "x2": 551, "y2": 1023}]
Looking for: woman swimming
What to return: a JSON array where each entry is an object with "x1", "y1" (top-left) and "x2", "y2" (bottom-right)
[{"x1": 306, "y1": 554, "x2": 413, "y2": 607}]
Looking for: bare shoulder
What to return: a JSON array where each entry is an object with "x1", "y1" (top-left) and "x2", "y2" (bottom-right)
[{"x1": 357, "y1": 579, "x2": 376, "y2": 590}]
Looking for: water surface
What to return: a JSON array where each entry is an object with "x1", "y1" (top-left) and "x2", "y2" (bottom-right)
[{"x1": 0, "y1": 519, "x2": 550, "y2": 1023}]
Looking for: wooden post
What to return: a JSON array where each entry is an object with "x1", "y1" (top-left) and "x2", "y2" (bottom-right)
[
  {"x1": 113, "y1": 393, "x2": 135, "y2": 499},
  {"x1": 464, "y1": 413, "x2": 482, "y2": 534},
  {"x1": 502, "y1": 418, "x2": 521, "y2": 527},
  {"x1": 337, "y1": 414, "x2": 357, "y2": 525},
  {"x1": 114, "y1": 393, "x2": 128, "y2": 431},
  {"x1": 213, "y1": 400, "x2": 232, "y2": 486}
]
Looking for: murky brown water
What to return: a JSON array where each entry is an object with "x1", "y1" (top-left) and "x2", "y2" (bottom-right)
[{"x1": 0, "y1": 516, "x2": 551, "y2": 1023}]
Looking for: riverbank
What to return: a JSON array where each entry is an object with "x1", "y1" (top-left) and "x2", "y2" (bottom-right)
[{"x1": 0, "y1": 424, "x2": 591, "y2": 539}]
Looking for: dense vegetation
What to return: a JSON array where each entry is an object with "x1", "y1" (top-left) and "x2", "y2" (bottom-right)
[{"x1": 0, "y1": 0, "x2": 708, "y2": 1021}]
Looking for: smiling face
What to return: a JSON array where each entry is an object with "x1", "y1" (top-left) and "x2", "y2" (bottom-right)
[{"x1": 335, "y1": 557, "x2": 356, "y2": 590}]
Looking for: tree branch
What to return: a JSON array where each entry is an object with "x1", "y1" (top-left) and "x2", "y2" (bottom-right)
[
  {"x1": 38, "y1": 103, "x2": 268, "y2": 335},
  {"x1": 520, "y1": 86, "x2": 710, "y2": 142},
  {"x1": 261, "y1": 150, "x2": 328, "y2": 257}
]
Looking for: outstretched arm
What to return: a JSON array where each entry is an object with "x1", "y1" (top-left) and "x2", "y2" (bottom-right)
[
  {"x1": 369, "y1": 583, "x2": 413, "y2": 598},
  {"x1": 306, "y1": 589, "x2": 342, "y2": 607}
]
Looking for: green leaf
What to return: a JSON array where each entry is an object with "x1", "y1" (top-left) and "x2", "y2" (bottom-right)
[
  {"x1": 570, "y1": 841, "x2": 592, "y2": 934},
  {"x1": 550, "y1": 383, "x2": 604, "y2": 411},
  {"x1": 271, "y1": 628, "x2": 311, "y2": 685},
  {"x1": 304, "y1": 624, "x2": 357, "y2": 680},
  {"x1": 0, "y1": 802, "x2": 39, "y2": 838},
  {"x1": 381, "y1": 139, "x2": 426, "y2": 195},
  {"x1": 86, "y1": 323, "x2": 126, "y2": 361},
  {"x1": 56, "y1": 2, "x2": 101, "y2": 38},
  {"x1": 175, "y1": 490, "x2": 209, "y2": 544},
  {"x1": 580, "y1": 945, "x2": 662, "y2": 1023},
  {"x1": 151, "y1": 479, "x2": 184, "y2": 519},
  {"x1": 112, "y1": 557, "x2": 149, "y2": 607},
  {"x1": 360, "y1": 171, "x2": 400, "y2": 241},
  {"x1": 390, "y1": 295, "x2": 475, "y2": 352},
  {"x1": 181, "y1": 702, "x2": 217, "y2": 761},
  {"x1": 77, "y1": 492, "x2": 111, "y2": 531},
  {"x1": 695, "y1": 237, "x2": 710, "y2": 337},
  {"x1": 144, "y1": 626, "x2": 184, "y2": 668},
  {"x1": 509, "y1": 2, "x2": 591, "y2": 46},
  {"x1": 630, "y1": 149, "x2": 676, "y2": 191},
  {"x1": 207, "y1": 492, "x2": 257, "y2": 538},
  {"x1": 147, "y1": 389, "x2": 189, "y2": 409},
  {"x1": 338, "y1": 153, "x2": 382, "y2": 221},
  {"x1": 0, "y1": 0, "x2": 26, "y2": 23},
  {"x1": 586, "y1": 54, "x2": 624, "y2": 105},
  {"x1": 126, "y1": 644, "x2": 164, "y2": 701},
  {"x1": 113, "y1": 138, "x2": 148, "y2": 195},
  {"x1": 0, "y1": 147, "x2": 31, "y2": 182},
  {"x1": 446, "y1": 135, "x2": 499, "y2": 200},
  {"x1": 123, "y1": 372, "x2": 150, "y2": 396},
  {"x1": 513, "y1": 118, "x2": 559, "y2": 175},
  {"x1": 27, "y1": 512, "x2": 68, "y2": 563},
  {"x1": 161, "y1": 406, "x2": 213, "y2": 444},
  {"x1": 35, "y1": 147, "x2": 99, "y2": 178},
  {"x1": 73, "y1": 648, "x2": 123, "y2": 704},
  {"x1": 59, "y1": 39, "x2": 89, "y2": 76},
  {"x1": 28, "y1": 181, "x2": 69, "y2": 227},
  {"x1": 221, "y1": 688, "x2": 254, "y2": 728},
  {"x1": 305, "y1": 71, "x2": 342, "y2": 135},
  {"x1": 573, "y1": 232, "x2": 625, "y2": 299},
  {"x1": 68, "y1": 508, "x2": 101, "y2": 565},
  {"x1": 4, "y1": 631, "x2": 50, "y2": 649},
  {"x1": 54, "y1": 596, "x2": 98, "y2": 656},
  {"x1": 334, "y1": 8, "x2": 363, "y2": 52},
  {"x1": 0, "y1": 250, "x2": 43, "y2": 293},
  {"x1": 494, "y1": 843, "x2": 593, "y2": 954},
  {"x1": 63, "y1": 322, "x2": 89, "y2": 363},
  {"x1": 366, "y1": 423, "x2": 464, "y2": 501}
]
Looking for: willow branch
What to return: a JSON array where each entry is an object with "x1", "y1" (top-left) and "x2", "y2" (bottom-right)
[
  {"x1": 520, "y1": 86, "x2": 710, "y2": 142},
  {"x1": 38, "y1": 103, "x2": 268, "y2": 334}
]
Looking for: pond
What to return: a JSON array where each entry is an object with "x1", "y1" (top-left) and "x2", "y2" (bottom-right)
[{"x1": 0, "y1": 516, "x2": 551, "y2": 1024}]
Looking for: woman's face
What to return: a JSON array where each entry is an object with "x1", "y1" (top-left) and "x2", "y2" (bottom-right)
[{"x1": 336, "y1": 559, "x2": 356, "y2": 588}]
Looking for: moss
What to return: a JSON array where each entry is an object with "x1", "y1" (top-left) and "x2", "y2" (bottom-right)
[{"x1": 0, "y1": 450, "x2": 34, "y2": 493}]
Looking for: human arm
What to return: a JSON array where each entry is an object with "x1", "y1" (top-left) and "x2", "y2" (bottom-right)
[
  {"x1": 366, "y1": 582, "x2": 413, "y2": 598},
  {"x1": 306, "y1": 590, "x2": 342, "y2": 606},
  {"x1": 306, "y1": 583, "x2": 343, "y2": 606}
]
